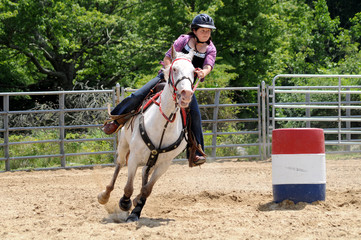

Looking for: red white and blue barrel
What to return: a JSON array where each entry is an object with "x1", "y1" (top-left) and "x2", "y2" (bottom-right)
[{"x1": 272, "y1": 128, "x2": 326, "y2": 203}]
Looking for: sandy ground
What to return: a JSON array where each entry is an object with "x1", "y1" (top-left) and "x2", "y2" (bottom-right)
[{"x1": 0, "y1": 159, "x2": 360, "y2": 240}]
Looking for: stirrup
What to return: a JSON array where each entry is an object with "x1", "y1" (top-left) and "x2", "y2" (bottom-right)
[{"x1": 193, "y1": 156, "x2": 206, "y2": 166}]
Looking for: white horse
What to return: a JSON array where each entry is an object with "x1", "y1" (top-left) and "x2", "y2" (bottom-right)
[{"x1": 98, "y1": 47, "x2": 196, "y2": 222}]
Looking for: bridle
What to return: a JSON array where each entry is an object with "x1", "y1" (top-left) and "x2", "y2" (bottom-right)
[
  {"x1": 168, "y1": 58, "x2": 202, "y2": 102},
  {"x1": 150, "y1": 57, "x2": 202, "y2": 123}
]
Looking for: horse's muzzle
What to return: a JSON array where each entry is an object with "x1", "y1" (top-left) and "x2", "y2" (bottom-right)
[{"x1": 177, "y1": 89, "x2": 193, "y2": 108}]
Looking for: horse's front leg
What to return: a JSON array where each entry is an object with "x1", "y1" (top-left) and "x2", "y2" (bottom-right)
[
  {"x1": 98, "y1": 131, "x2": 129, "y2": 205},
  {"x1": 126, "y1": 161, "x2": 171, "y2": 222},
  {"x1": 97, "y1": 163, "x2": 121, "y2": 204},
  {"x1": 119, "y1": 158, "x2": 138, "y2": 211}
]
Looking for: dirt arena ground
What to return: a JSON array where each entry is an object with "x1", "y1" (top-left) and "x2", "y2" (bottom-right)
[{"x1": 0, "y1": 159, "x2": 360, "y2": 240}]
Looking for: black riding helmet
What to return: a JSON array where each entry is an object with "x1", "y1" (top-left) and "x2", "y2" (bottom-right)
[{"x1": 191, "y1": 14, "x2": 216, "y2": 30}]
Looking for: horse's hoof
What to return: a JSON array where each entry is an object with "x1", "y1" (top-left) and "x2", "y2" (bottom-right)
[
  {"x1": 97, "y1": 191, "x2": 109, "y2": 205},
  {"x1": 119, "y1": 196, "x2": 132, "y2": 211},
  {"x1": 126, "y1": 213, "x2": 139, "y2": 223}
]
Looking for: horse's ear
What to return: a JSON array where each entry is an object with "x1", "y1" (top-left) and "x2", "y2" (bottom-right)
[
  {"x1": 171, "y1": 45, "x2": 177, "y2": 60},
  {"x1": 187, "y1": 48, "x2": 195, "y2": 61}
]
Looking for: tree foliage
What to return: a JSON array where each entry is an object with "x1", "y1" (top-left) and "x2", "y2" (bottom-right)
[
  {"x1": 1, "y1": 0, "x2": 361, "y2": 92},
  {"x1": 1, "y1": 0, "x2": 139, "y2": 90}
]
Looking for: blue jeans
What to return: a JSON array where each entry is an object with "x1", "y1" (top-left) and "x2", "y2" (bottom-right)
[{"x1": 111, "y1": 73, "x2": 204, "y2": 156}]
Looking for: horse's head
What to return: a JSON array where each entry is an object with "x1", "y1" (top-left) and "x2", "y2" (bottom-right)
[{"x1": 165, "y1": 46, "x2": 195, "y2": 108}]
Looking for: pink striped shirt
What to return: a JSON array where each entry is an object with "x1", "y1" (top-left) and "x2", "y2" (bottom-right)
[{"x1": 165, "y1": 34, "x2": 217, "y2": 69}]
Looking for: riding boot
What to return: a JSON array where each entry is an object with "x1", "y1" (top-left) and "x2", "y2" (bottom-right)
[
  {"x1": 187, "y1": 95, "x2": 206, "y2": 167},
  {"x1": 102, "y1": 112, "x2": 134, "y2": 135}
]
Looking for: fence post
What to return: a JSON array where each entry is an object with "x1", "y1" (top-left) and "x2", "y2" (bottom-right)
[
  {"x1": 211, "y1": 90, "x2": 221, "y2": 159},
  {"x1": 121, "y1": 87, "x2": 126, "y2": 101},
  {"x1": 346, "y1": 88, "x2": 351, "y2": 151},
  {"x1": 261, "y1": 82, "x2": 266, "y2": 160},
  {"x1": 266, "y1": 85, "x2": 271, "y2": 158},
  {"x1": 337, "y1": 77, "x2": 342, "y2": 144},
  {"x1": 3, "y1": 95, "x2": 10, "y2": 171},
  {"x1": 59, "y1": 93, "x2": 66, "y2": 167},
  {"x1": 116, "y1": 83, "x2": 121, "y2": 105},
  {"x1": 113, "y1": 85, "x2": 119, "y2": 163},
  {"x1": 306, "y1": 91, "x2": 311, "y2": 128}
]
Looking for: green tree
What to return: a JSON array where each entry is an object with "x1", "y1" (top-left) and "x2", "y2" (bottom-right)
[
  {"x1": 2, "y1": 0, "x2": 361, "y2": 93},
  {"x1": 342, "y1": 12, "x2": 361, "y2": 76},
  {"x1": 129, "y1": 0, "x2": 233, "y2": 88},
  {"x1": 0, "y1": 48, "x2": 34, "y2": 91},
  {"x1": 0, "y1": 0, "x2": 140, "y2": 90},
  {"x1": 213, "y1": 0, "x2": 279, "y2": 87}
]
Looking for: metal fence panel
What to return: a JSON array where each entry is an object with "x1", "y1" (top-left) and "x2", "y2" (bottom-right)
[
  {"x1": 2, "y1": 74, "x2": 360, "y2": 171},
  {"x1": 120, "y1": 87, "x2": 263, "y2": 162},
  {"x1": 0, "y1": 86, "x2": 263, "y2": 171},
  {"x1": 0, "y1": 89, "x2": 117, "y2": 171},
  {"x1": 268, "y1": 74, "x2": 361, "y2": 157}
]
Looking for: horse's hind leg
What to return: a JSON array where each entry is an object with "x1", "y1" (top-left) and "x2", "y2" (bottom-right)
[
  {"x1": 126, "y1": 196, "x2": 147, "y2": 222},
  {"x1": 98, "y1": 133, "x2": 129, "y2": 205}
]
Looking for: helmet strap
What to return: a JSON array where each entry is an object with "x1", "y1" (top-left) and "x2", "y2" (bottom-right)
[{"x1": 195, "y1": 35, "x2": 206, "y2": 44}]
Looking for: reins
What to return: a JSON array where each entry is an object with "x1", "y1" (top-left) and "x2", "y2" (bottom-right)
[
  {"x1": 192, "y1": 67, "x2": 202, "y2": 91},
  {"x1": 150, "y1": 94, "x2": 177, "y2": 123}
]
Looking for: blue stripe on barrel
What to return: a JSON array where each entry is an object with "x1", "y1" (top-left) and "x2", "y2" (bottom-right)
[{"x1": 272, "y1": 128, "x2": 326, "y2": 203}]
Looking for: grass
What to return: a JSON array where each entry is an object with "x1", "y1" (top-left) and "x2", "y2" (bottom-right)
[
  {"x1": 326, "y1": 152, "x2": 361, "y2": 160},
  {"x1": 0, "y1": 129, "x2": 115, "y2": 171}
]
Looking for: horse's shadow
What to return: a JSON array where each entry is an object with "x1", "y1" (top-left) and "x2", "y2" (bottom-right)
[
  {"x1": 135, "y1": 217, "x2": 175, "y2": 229},
  {"x1": 101, "y1": 213, "x2": 174, "y2": 228}
]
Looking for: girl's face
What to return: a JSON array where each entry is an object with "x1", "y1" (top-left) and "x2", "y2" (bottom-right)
[{"x1": 193, "y1": 28, "x2": 212, "y2": 42}]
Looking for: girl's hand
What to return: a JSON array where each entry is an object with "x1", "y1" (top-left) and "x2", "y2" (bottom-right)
[
  {"x1": 194, "y1": 65, "x2": 212, "y2": 81},
  {"x1": 194, "y1": 69, "x2": 205, "y2": 79}
]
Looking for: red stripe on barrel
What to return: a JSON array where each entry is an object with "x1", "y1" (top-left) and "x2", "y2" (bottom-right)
[{"x1": 272, "y1": 128, "x2": 325, "y2": 155}]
